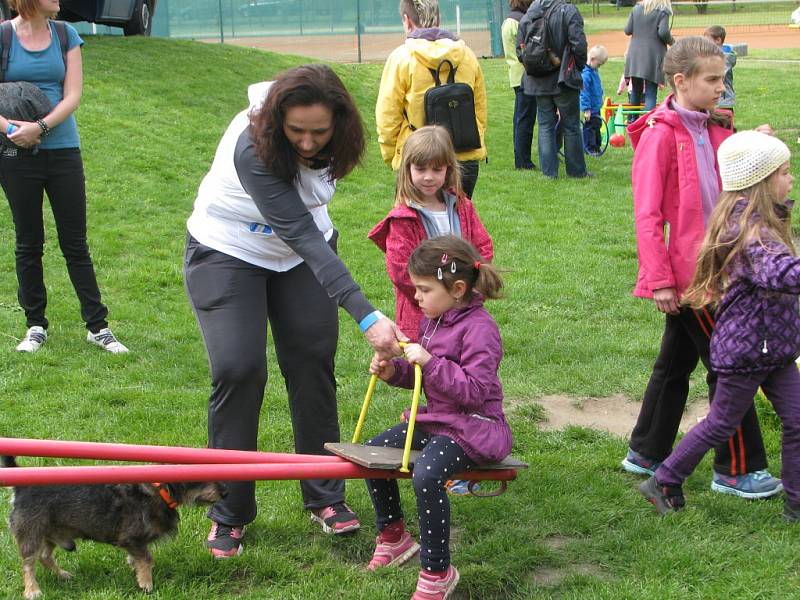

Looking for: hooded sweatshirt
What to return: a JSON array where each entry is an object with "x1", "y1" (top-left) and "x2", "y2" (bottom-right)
[
  {"x1": 376, "y1": 28, "x2": 488, "y2": 169},
  {"x1": 387, "y1": 294, "x2": 512, "y2": 464},
  {"x1": 628, "y1": 94, "x2": 733, "y2": 299}
]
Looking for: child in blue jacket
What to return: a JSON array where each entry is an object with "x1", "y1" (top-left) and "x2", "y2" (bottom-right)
[{"x1": 580, "y1": 45, "x2": 608, "y2": 156}]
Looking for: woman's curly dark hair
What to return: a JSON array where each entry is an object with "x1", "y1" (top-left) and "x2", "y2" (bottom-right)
[{"x1": 249, "y1": 64, "x2": 365, "y2": 183}]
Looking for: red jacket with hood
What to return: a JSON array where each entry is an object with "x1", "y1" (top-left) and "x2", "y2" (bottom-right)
[
  {"x1": 629, "y1": 94, "x2": 733, "y2": 298},
  {"x1": 368, "y1": 196, "x2": 493, "y2": 339}
]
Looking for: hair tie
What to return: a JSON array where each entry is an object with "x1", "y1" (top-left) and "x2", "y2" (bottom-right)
[
  {"x1": 441, "y1": 253, "x2": 448, "y2": 264},
  {"x1": 474, "y1": 261, "x2": 481, "y2": 271}
]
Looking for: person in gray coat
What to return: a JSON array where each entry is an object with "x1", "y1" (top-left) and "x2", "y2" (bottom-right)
[
  {"x1": 517, "y1": 0, "x2": 589, "y2": 178},
  {"x1": 623, "y1": 0, "x2": 674, "y2": 111}
]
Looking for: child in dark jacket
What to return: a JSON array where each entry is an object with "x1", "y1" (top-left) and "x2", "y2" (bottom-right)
[
  {"x1": 580, "y1": 45, "x2": 608, "y2": 155},
  {"x1": 363, "y1": 236, "x2": 511, "y2": 599},
  {"x1": 640, "y1": 131, "x2": 799, "y2": 520}
]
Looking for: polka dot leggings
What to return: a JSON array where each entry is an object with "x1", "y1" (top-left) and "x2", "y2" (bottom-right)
[{"x1": 365, "y1": 422, "x2": 475, "y2": 572}]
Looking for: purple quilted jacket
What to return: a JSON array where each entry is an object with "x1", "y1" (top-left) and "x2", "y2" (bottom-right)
[
  {"x1": 710, "y1": 200, "x2": 800, "y2": 374},
  {"x1": 387, "y1": 295, "x2": 512, "y2": 465}
]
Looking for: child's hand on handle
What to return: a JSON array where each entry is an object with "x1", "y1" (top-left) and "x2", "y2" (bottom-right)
[
  {"x1": 369, "y1": 352, "x2": 396, "y2": 382},
  {"x1": 653, "y1": 287, "x2": 680, "y2": 315},
  {"x1": 754, "y1": 124, "x2": 774, "y2": 136},
  {"x1": 403, "y1": 343, "x2": 432, "y2": 367},
  {"x1": 365, "y1": 316, "x2": 408, "y2": 361}
]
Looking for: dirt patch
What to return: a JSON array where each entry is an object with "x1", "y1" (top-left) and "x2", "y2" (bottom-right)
[
  {"x1": 532, "y1": 563, "x2": 605, "y2": 587},
  {"x1": 590, "y1": 25, "x2": 800, "y2": 57},
  {"x1": 542, "y1": 535, "x2": 577, "y2": 551},
  {"x1": 531, "y1": 394, "x2": 708, "y2": 438}
]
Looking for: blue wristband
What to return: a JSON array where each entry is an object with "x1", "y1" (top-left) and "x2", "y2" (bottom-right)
[
  {"x1": 6, "y1": 123, "x2": 17, "y2": 135},
  {"x1": 358, "y1": 310, "x2": 384, "y2": 333}
]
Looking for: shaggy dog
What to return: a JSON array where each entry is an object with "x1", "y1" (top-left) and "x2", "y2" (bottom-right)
[{"x1": 2, "y1": 456, "x2": 226, "y2": 599}]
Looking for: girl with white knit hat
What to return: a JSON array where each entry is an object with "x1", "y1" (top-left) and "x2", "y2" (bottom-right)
[{"x1": 639, "y1": 131, "x2": 800, "y2": 520}]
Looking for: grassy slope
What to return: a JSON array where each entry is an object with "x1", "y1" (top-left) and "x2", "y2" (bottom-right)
[{"x1": 0, "y1": 37, "x2": 798, "y2": 598}]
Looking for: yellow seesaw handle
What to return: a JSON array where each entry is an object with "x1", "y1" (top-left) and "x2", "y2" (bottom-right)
[{"x1": 351, "y1": 342, "x2": 423, "y2": 473}]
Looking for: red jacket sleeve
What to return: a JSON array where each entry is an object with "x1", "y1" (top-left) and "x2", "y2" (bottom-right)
[
  {"x1": 632, "y1": 128, "x2": 676, "y2": 292},
  {"x1": 461, "y1": 199, "x2": 494, "y2": 262},
  {"x1": 384, "y1": 219, "x2": 423, "y2": 303}
]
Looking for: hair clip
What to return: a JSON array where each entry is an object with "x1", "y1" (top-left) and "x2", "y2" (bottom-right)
[
  {"x1": 474, "y1": 261, "x2": 481, "y2": 271},
  {"x1": 441, "y1": 253, "x2": 448, "y2": 264},
  {"x1": 450, "y1": 261, "x2": 457, "y2": 274},
  {"x1": 437, "y1": 267, "x2": 443, "y2": 280}
]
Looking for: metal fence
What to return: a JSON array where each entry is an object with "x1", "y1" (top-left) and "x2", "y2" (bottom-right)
[{"x1": 75, "y1": 0, "x2": 800, "y2": 61}]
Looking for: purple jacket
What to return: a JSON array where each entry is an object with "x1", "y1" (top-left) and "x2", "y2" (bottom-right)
[
  {"x1": 387, "y1": 295, "x2": 512, "y2": 464},
  {"x1": 711, "y1": 200, "x2": 800, "y2": 374}
]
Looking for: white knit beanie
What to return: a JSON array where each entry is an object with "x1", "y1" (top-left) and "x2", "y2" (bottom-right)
[{"x1": 718, "y1": 131, "x2": 791, "y2": 191}]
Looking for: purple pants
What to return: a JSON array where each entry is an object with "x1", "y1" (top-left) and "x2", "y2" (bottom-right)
[{"x1": 656, "y1": 362, "x2": 800, "y2": 504}]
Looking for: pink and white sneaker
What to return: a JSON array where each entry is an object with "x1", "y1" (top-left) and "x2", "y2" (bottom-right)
[
  {"x1": 367, "y1": 531, "x2": 420, "y2": 570},
  {"x1": 205, "y1": 522, "x2": 245, "y2": 558},
  {"x1": 310, "y1": 502, "x2": 360, "y2": 534},
  {"x1": 412, "y1": 565, "x2": 460, "y2": 600}
]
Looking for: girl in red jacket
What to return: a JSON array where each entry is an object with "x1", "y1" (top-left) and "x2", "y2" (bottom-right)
[
  {"x1": 622, "y1": 36, "x2": 780, "y2": 498},
  {"x1": 368, "y1": 126, "x2": 493, "y2": 342}
]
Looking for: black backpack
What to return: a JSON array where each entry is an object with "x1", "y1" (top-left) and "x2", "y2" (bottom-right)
[
  {"x1": 520, "y1": 2, "x2": 562, "y2": 77},
  {"x1": 419, "y1": 59, "x2": 481, "y2": 152},
  {"x1": 0, "y1": 19, "x2": 69, "y2": 82}
]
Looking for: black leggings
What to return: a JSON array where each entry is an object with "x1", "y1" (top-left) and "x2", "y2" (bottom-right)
[
  {"x1": 0, "y1": 148, "x2": 108, "y2": 331},
  {"x1": 184, "y1": 234, "x2": 344, "y2": 525},
  {"x1": 365, "y1": 423, "x2": 475, "y2": 572},
  {"x1": 630, "y1": 307, "x2": 767, "y2": 475}
]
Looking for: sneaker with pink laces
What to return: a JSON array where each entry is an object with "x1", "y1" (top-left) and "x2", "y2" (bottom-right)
[
  {"x1": 412, "y1": 565, "x2": 460, "y2": 600},
  {"x1": 367, "y1": 531, "x2": 420, "y2": 571},
  {"x1": 206, "y1": 522, "x2": 245, "y2": 558},
  {"x1": 310, "y1": 502, "x2": 360, "y2": 534}
]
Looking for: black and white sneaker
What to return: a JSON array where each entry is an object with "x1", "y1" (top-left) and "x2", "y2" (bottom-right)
[
  {"x1": 87, "y1": 328, "x2": 129, "y2": 354},
  {"x1": 16, "y1": 326, "x2": 47, "y2": 352}
]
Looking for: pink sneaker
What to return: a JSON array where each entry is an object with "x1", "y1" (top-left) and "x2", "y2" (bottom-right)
[
  {"x1": 367, "y1": 531, "x2": 420, "y2": 570},
  {"x1": 412, "y1": 565, "x2": 460, "y2": 600},
  {"x1": 310, "y1": 502, "x2": 360, "y2": 534},
  {"x1": 206, "y1": 522, "x2": 245, "y2": 558}
]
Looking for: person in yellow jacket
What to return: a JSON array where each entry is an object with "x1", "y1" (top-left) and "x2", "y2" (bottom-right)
[{"x1": 376, "y1": 0, "x2": 487, "y2": 199}]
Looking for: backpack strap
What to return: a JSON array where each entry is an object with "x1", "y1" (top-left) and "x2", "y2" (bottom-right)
[
  {"x1": 429, "y1": 59, "x2": 457, "y2": 86},
  {"x1": 52, "y1": 20, "x2": 68, "y2": 72},
  {"x1": 0, "y1": 20, "x2": 13, "y2": 83}
]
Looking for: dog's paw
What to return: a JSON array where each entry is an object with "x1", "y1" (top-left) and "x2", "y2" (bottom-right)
[
  {"x1": 138, "y1": 581, "x2": 154, "y2": 594},
  {"x1": 57, "y1": 569, "x2": 73, "y2": 580},
  {"x1": 24, "y1": 589, "x2": 43, "y2": 600}
]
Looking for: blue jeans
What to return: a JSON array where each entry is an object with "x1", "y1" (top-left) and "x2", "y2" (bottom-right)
[
  {"x1": 536, "y1": 87, "x2": 587, "y2": 178},
  {"x1": 513, "y1": 86, "x2": 537, "y2": 169},
  {"x1": 629, "y1": 77, "x2": 658, "y2": 111}
]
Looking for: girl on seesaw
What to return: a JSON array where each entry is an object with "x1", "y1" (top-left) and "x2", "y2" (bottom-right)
[{"x1": 364, "y1": 235, "x2": 511, "y2": 599}]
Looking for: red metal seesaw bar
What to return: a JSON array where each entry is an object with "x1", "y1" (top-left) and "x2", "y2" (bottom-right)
[{"x1": 0, "y1": 438, "x2": 518, "y2": 487}]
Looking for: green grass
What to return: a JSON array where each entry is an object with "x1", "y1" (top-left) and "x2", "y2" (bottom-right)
[{"x1": 0, "y1": 37, "x2": 799, "y2": 599}]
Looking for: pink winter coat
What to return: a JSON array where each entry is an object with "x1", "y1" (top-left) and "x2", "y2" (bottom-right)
[
  {"x1": 628, "y1": 94, "x2": 733, "y2": 298},
  {"x1": 367, "y1": 195, "x2": 493, "y2": 339}
]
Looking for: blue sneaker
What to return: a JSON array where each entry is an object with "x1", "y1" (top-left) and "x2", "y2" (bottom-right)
[
  {"x1": 621, "y1": 448, "x2": 662, "y2": 477},
  {"x1": 711, "y1": 470, "x2": 783, "y2": 499}
]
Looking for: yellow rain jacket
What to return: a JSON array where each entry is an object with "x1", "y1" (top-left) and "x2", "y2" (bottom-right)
[{"x1": 376, "y1": 34, "x2": 488, "y2": 170}]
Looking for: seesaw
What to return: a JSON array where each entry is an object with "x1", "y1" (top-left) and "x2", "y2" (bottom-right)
[{"x1": 0, "y1": 349, "x2": 526, "y2": 493}]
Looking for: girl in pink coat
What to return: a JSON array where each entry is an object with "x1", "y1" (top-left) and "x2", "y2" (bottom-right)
[
  {"x1": 368, "y1": 126, "x2": 493, "y2": 341},
  {"x1": 622, "y1": 36, "x2": 780, "y2": 499}
]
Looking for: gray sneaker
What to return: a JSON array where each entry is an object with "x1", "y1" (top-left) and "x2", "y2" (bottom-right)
[
  {"x1": 639, "y1": 476, "x2": 685, "y2": 515},
  {"x1": 16, "y1": 326, "x2": 47, "y2": 352},
  {"x1": 711, "y1": 470, "x2": 783, "y2": 499},
  {"x1": 87, "y1": 328, "x2": 129, "y2": 354}
]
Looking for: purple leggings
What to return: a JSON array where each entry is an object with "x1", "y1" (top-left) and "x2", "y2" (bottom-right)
[{"x1": 656, "y1": 362, "x2": 800, "y2": 504}]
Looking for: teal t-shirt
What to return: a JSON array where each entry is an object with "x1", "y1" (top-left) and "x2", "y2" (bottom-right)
[{"x1": 5, "y1": 21, "x2": 83, "y2": 149}]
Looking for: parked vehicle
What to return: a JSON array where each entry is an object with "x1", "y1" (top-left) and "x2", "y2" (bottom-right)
[{"x1": 0, "y1": 0, "x2": 156, "y2": 36}]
